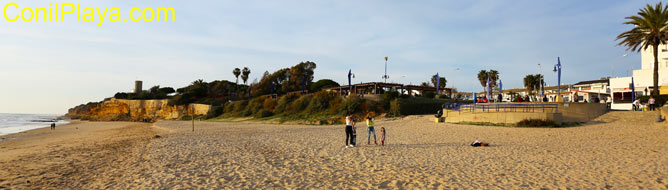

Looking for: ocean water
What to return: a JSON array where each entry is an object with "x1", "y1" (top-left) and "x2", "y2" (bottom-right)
[{"x1": 0, "y1": 113, "x2": 70, "y2": 136}]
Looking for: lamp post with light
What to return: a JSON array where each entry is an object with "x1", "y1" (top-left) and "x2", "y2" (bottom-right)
[
  {"x1": 553, "y1": 57, "x2": 562, "y2": 102},
  {"x1": 383, "y1": 56, "x2": 389, "y2": 83},
  {"x1": 611, "y1": 54, "x2": 628, "y2": 78}
]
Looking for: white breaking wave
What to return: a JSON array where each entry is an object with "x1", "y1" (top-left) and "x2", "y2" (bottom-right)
[{"x1": 0, "y1": 113, "x2": 69, "y2": 136}]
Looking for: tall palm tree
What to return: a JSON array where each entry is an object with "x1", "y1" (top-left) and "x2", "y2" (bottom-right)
[
  {"x1": 488, "y1": 70, "x2": 499, "y2": 86},
  {"x1": 523, "y1": 74, "x2": 537, "y2": 94},
  {"x1": 477, "y1": 70, "x2": 500, "y2": 88},
  {"x1": 241, "y1": 67, "x2": 251, "y2": 85},
  {"x1": 617, "y1": 2, "x2": 668, "y2": 96},
  {"x1": 233, "y1": 68, "x2": 241, "y2": 85},
  {"x1": 477, "y1": 70, "x2": 489, "y2": 88}
]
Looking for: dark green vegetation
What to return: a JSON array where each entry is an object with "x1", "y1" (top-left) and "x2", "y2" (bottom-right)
[
  {"x1": 477, "y1": 70, "x2": 499, "y2": 88},
  {"x1": 310, "y1": 79, "x2": 340, "y2": 92},
  {"x1": 107, "y1": 61, "x2": 470, "y2": 123},
  {"x1": 523, "y1": 74, "x2": 544, "y2": 95},
  {"x1": 456, "y1": 119, "x2": 562, "y2": 128},
  {"x1": 617, "y1": 2, "x2": 668, "y2": 96},
  {"x1": 114, "y1": 86, "x2": 175, "y2": 100},
  {"x1": 516, "y1": 119, "x2": 559, "y2": 128},
  {"x1": 214, "y1": 90, "x2": 467, "y2": 123}
]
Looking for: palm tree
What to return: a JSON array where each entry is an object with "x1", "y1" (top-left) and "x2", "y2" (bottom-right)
[
  {"x1": 477, "y1": 70, "x2": 489, "y2": 88},
  {"x1": 617, "y1": 2, "x2": 668, "y2": 96},
  {"x1": 523, "y1": 74, "x2": 544, "y2": 95},
  {"x1": 523, "y1": 74, "x2": 537, "y2": 94},
  {"x1": 241, "y1": 67, "x2": 251, "y2": 85},
  {"x1": 233, "y1": 68, "x2": 241, "y2": 85},
  {"x1": 477, "y1": 70, "x2": 500, "y2": 88},
  {"x1": 431, "y1": 74, "x2": 447, "y2": 89}
]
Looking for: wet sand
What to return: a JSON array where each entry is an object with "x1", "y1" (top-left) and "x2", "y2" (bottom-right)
[{"x1": 1, "y1": 111, "x2": 667, "y2": 189}]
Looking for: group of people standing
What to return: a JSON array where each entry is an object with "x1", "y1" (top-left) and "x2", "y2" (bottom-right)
[
  {"x1": 345, "y1": 113, "x2": 385, "y2": 148},
  {"x1": 633, "y1": 96, "x2": 657, "y2": 111}
]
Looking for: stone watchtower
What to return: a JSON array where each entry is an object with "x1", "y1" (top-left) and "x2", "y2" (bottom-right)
[{"x1": 134, "y1": 80, "x2": 143, "y2": 93}]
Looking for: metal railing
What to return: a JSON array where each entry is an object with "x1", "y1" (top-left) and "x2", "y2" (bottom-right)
[{"x1": 447, "y1": 103, "x2": 559, "y2": 113}]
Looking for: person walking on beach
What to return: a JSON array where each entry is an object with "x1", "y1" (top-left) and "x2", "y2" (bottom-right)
[
  {"x1": 366, "y1": 113, "x2": 377, "y2": 145},
  {"x1": 649, "y1": 96, "x2": 656, "y2": 111},
  {"x1": 50, "y1": 123, "x2": 55, "y2": 130},
  {"x1": 345, "y1": 114, "x2": 356, "y2": 148}
]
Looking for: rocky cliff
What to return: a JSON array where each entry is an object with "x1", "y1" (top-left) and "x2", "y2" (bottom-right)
[{"x1": 67, "y1": 98, "x2": 211, "y2": 121}]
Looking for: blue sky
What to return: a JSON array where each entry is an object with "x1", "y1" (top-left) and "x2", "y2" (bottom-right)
[{"x1": 0, "y1": 0, "x2": 659, "y2": 114}]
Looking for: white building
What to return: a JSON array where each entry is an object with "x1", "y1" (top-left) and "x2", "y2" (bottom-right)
[
  {"x1": 609, "y1": 77, "x2": 639, "y2": 110},
  {"x1": 631, "y1": 44, "x2": 668, "y2": 94}
]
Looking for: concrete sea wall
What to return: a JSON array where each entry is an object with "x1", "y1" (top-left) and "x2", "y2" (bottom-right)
[{"x1": 442, "y1": 102, "x2": 608, "y2": 125}]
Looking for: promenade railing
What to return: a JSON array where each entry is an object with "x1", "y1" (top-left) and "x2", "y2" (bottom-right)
[{"x1": 446, "y1": 103, "x2": 559, "y2": 113}]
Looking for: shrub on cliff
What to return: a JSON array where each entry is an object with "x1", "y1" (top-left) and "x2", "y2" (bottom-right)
[
  {"x1": 275, "y1": 93, "x2": 299, "y2": 113},
  {"x1": 206, "y1": 106, "x2": 224, "y2": 119},
  {"x1": 232, "y1": 100, "x2": 248, "y2": 113},
  {"x1": 387, "y1": 99, "x2": 401, "y2": 117},
  {"x1": 338, "y1": 96, "x2": 364, "y2": 115},
  {"x1": 245, "y1": 97, "x2": 266, "y2": 115},
  {"x1": 381, "y1": 91, "x2": 400, "y2": 110},
  {"x1": 287, "y1": 94, "x2": 313, "y2": 113},
  {"x1": 254, "y1": 109, "x2": 274, "y2": 118},
  {"x1": 263, "y1": 98, "x2": 277, "y2": 111},
  {"x1": 306, "y1": 91, "x2": 338, "y2": 114},
  {"x1": 223, "y1": 102, "x2": 235, "y2": 113}
]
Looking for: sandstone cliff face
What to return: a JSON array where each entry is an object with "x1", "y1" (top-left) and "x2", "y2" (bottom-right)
[{"x1": 67, "y1": 98, "x2": 211, "y2": 121}]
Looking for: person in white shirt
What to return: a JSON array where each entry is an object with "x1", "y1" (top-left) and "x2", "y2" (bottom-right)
[
  {"x1": 345, "y1": 114, "x2": 356, "y2": 148},
  {"x1": 633, "y1": 99, "x2": 640, "y2": 111}
]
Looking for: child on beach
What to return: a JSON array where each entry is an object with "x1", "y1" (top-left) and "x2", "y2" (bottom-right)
[
  {"x1": 352, "y1": 123, "x2": 357, "y2": 146},
  {"x1": 366, "y1": 113, "x2": 377, "y2": 145},
  {"x1": 380, "y1": 127, "x2": 386, "y2": 146}
]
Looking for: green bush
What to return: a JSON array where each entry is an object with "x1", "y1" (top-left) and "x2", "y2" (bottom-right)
[
  {"x1": 424, "y1": 91, "x2": 436, "y2": 98},
  {"x1": 254, "y1": 109, "x2": 274, "y2": 118},
  {"x1": 288, "y1": 94, "x2": 314, "y2": 113},
  {"x1": 245, "y1": 97, "x2": 266, "y2": 115},
  {"x1": 263, "y1": 98, "x2": 277, "y2": 111},
  {"x1": 381, "y1": 91, "x2": 400, "y2": 110},
  {"x1": 206, "y1": 106, "x2": 224, "y2": 119},
  {"x1": 306, "y1": 91, "x2": 338, "y2": 114},
  {"x1": 328, "y1": 96, "x2": 344, "y2": 114},
  {"x1": 275, "y1": 93, "x2": 299, "y2": 113},
  {"x1": 223, "y1": 102, "x2": 234, "y2": 113},
  {"x1": 387, "y1": 99, "x2": 401, "y2": 117},
  {"x1": 438, "y1": 94, "x2": 450, "y2": 99},
  {"x1": 338, "y1": 96, "x2": 364, "y2": 115},
  {"x1": 397, "y1": 97, "x2": 447, "y2": 115},
  {"x1": 232, "y1": 100, "x2": 248, "y2": 112},
  {"x1": 516, "y1": 119, "x2": 558, "y2": 127}
]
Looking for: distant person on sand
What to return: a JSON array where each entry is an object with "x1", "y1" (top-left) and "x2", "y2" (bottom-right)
[
  {"x1": 345, "y1": 114, "x2": 355, "y2": 148},
  {"x1": 50, "y1": 123, "x2": 55, "y2": 130},
  {"x1": 649, "y1": 96, "x2": 656, "y2": 111},
  {"x1": 366, "y1": 113, "x2": 377, "y2": 145}
]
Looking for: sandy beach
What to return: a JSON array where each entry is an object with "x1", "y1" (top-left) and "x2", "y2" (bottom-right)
[{"x1": 1, "y1": 111, "x2": 667, "y2": 189}]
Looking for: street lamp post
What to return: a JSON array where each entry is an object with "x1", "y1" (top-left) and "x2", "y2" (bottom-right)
[
  {"x1": 538, "y1": 63, "x2": 543, "y2": 102},
  {"x1": 611, "y1": 54, "x2": 629, "y2": 78},
  {"x1": 553, "y1": 57, "x2": 562, "y2": 102},
  {"x1": 383, "y1": 56, "x2": 389, "y2": 83}
]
